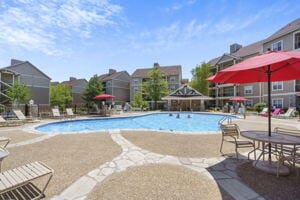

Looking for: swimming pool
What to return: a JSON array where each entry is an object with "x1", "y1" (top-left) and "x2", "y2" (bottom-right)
[{"x1": 36, "y1": 113, "x2": 236, "y2": 133}]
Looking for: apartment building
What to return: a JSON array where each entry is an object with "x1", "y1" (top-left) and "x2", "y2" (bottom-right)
[
  {"x1": 130, "y1": 63, "x2": 182, "y2": 102},
  {"x1": 99, "y1": 69, "x2": 131, "y2": 105},
  {"x1": 208, "y1": 18, "x2": 300, "y2": 109},
  {"x1": 0, "y1": 59, "x2": 51, "y2": 105},
  {"x1": 261, "y1": 18, "x2": 300, "y2": 109},
  {"x1": 61, "y1": 77, "x2": 88, "y2": 105}
]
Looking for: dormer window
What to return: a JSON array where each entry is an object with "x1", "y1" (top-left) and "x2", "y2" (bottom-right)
[
  {"x1": 294, "y1": 32, "x2": 300, "y2": 49},
  {"x1": 271, "y1": 41, "x2": 282, "y2": 51}
]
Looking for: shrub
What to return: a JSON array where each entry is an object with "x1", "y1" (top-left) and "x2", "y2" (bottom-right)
[
  {"x1": 214, "y1": 107, "x2": 220, "y2": 111},
  {"x1": 254, "y1": 102, "x2": 266, "y2": 113}
]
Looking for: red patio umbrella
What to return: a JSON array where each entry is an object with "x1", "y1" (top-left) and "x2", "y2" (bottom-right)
[
  {"x1": 206, "y1": 74, "x2": 216, "y2": 81},
  {"x1": 208, "y1": 51, "x2": 300, "y2": 161},
  {"x1": 93, "y1": 94, "x2": 115, "y2": 100},
  {"x1": 229, "y1": 96, "x2": 249, "y2": 102}
]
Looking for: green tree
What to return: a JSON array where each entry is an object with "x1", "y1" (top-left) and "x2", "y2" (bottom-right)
[
  {"x1": 190, "y1": 62, "x2": 212, "y2": 95},
  {"x1": 50, "y1": 84, "x2": 73, "y2": 110},
  {"x1": 254, "y1": 102, "x2": 266, "y2": 113},
  {"x1": 82, "y1": 75, "x2": 103, "y2": 104},
  {"x1": 132, "y1": 92, "x2": 148, "y2": 109},
  {"x1": 6, "y1": 81, "x2": 31, "y2": 105},
  {"x1": 142, "y1": 66, "x2": 169, "y2": 109}
]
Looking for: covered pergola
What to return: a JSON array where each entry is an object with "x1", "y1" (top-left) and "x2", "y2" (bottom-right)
[{"x1": 162, "y1": 85, "x2": 213, "y2": 111}]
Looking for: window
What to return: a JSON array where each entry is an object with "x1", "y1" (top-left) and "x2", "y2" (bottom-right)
[
  {"x1": 169, "y1": 76, "x2": 176, "y2": 83},
  {"x1": 244, "y1": 85, "x2": 253, "y2": 94},
  {"x1": 244, "y1": 100, "x2": 253, "y2": 107},
  {"x1": 170, "y1": 85, "x2": 176, "y2": 91},
  {"x1": 272, "y1": 98, "x2": 283, "y2": 108},
  {"x1": 133, "y1": 86, "x2": 139, "y2": 92},
  {"x1": 271, "y1": 41, "x2": 282, "y2": 51},
  {"x1": 272, "y1": 82, "x2": 283, "y2": 91},
  {"x1": 294, "y1": 32, "x2": 300, "y2": 49},
  {"x1": 133, "y1": 79, "x2": 139, "y2": 85}
]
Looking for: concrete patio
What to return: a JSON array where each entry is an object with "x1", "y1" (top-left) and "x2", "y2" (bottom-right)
[{"x1": 0, "y1": 114, "x2": 299, "y2": 200}]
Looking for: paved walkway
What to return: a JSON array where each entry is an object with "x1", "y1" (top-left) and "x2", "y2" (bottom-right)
[{"x1": 52, "y1": 130, "x2": 264, "y2": 200}]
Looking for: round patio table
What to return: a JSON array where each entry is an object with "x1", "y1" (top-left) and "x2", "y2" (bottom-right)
[{"x1": 241, "y1": 131, "x2": 300, "y2": 176}]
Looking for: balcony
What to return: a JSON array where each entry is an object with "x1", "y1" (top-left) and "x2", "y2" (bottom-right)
[
  {"x1": 216, "y1": 83, "x2": 235, "y2": 88},
  {"x1": 215, "y1": 92, "x2": 239, "y2": 99}
]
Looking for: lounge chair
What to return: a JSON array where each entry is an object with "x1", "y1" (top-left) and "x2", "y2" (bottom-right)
[
  {"x1": 52, "y1": 108, "x2": 62, "y2": 119},
  {"x1": 220, "y1": 124, "x2": 256, "y2": 159},
  {"x1": 0, "y1": 116, "x2": 23, "y2": 127},
  {"x1": 66, "y1": 108, "x2": 76, "y2": 118},
  {"x1": 0, "y1": 137, "x2": 10, "y2": 149},
  {"x1": 259, "y1": 107, "x2": 268, "y2": 115},
  {"x1": 13, "y1": 109, "x2": 39, "y2": 123},
  {"x1": 278, "y1": 107, "x2": 296, "y2": 118},
  {"x1": 272, "y1": 127, "x2": 300, "y2": 176},
  {"x1": 0, "y1": 137, "x2": 10, "y2": 172},
  {"x1": 261, "y1": 108, "x2": 281, "y2": 117},
  {"x1": 0, "y1": 161, "x2": 53, "y2": 199}
]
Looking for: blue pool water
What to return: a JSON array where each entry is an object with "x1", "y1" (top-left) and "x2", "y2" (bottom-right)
[{"x1": 36, "y1": 113, "x2": 236, "y2": 133}]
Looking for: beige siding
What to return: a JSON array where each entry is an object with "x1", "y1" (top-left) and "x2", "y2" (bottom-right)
[
  {"x1": 262, "y1": 80, "x2": 295, "y2": 94},
  {"x1": 263, "y1": 33, "x2": 294, "y2": 52}
]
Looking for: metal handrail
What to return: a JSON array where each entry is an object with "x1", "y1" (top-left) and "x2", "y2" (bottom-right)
[{"x1": 218, "y1": 115, "x2": 232, "y2": 125}]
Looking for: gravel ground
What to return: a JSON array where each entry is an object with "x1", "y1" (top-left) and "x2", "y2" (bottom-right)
[
  {"x1": 236, "y1": 161, "x2": 300, "y2": 200},
  {"x1": 0, "y1": 130, "x2": 42, "y2": 144},
  {"x1": 2, "y1": 132, "x2": 122, "y2": 198},
  {"x1": 88, "y1": 164, "x2": 226, "y2": 200},
  {"x1": 122, "y1": 131, "x2": 251, "y2": 158}
]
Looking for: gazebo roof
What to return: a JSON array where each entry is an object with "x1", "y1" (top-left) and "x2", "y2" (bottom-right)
[{"x1": 162, "y1": 84, "x2": 213, "y2": 100}]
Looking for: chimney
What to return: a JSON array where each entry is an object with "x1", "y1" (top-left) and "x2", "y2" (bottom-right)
[
  {"x1": 109, "y1": 69, "x2": 117, "y2": 74},
  {"x1": 11, "y1": 59, "x2": 24, "y2": 66},
  {"x1": 69, "y1": 77, "x2": 77, "y2": 81},
  {"x1": 153, "y1": 63, "x2": 159, "y2": 68},
  {"x1": 230, "y1": 43, "x2": 242, "y2": 54}
]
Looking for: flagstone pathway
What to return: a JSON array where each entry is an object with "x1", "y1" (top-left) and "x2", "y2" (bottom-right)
[{"x1": 52, "y1": 130, "x2": 265, "y2": 200}]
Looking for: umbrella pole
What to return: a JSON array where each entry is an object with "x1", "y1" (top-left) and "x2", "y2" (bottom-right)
[{"x1": 267, "y1": 65, "x2": 272, "y2": 162}]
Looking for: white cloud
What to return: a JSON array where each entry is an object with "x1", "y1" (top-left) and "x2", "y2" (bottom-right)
[
  {"x1": 165, "y1": 1, "x2": 197, "y2": 12},
  {"x1": 125, "y1": 20, "x2": 207, "y2": 55},
  {"x1": 187, "y1": 0, "x2": 197, "y2": 5},
  {"x1": 0, "y1": 0, "x2": 123, "y2": 55},
  {"x1": 214, "y1": 2, "x2": 290, "y2": 33}
]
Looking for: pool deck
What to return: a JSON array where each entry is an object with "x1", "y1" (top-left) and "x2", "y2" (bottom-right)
[{"x1": 0, "y1": 112, "x2": 299, "y2": 200}]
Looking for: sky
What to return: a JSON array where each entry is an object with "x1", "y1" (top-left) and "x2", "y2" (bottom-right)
[{"x1": 0, "y1": 0, "x2": 299, "y2": 82}]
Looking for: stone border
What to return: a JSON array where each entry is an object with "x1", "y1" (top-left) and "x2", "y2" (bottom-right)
[
  {"x1": 7, "y1": 134, "x2": 56, "y2": 148},
  {"x1": 28, "y1": 112, "x2": 236, "y2": 135},
  {"x1": 52, "y1": 130, "x2": 264, "y2": 200}
]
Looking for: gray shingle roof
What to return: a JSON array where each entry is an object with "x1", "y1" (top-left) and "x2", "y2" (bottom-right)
[
  {"x1": 232, "y1": 40, "x2": 263, "y2": 58},
  {"x1": 61, "y1": 78, "x2": 87, "y2": 86},
  {"x1": 99, "y1": 71, "x2": 129, "y2": 81},
  {"x1": 132, "y1": 65, "x2": 181, "y2": 78},
  {"x1": 264, "y1": 18, "x2": 300, "y2": 43},
  {"x1": 1, "y1": 60, "x2": 51, "y2": 80},
  {"x1": 208, "y1": 19, "x2": 300, "y2": 66},
  {"x1": 208, "y1": 56, "x2": 221, "y2": 66}
]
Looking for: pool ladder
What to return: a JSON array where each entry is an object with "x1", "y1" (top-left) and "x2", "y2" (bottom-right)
[{"x1": 218, "y1": 116, "x2": 232, "y2": 125}]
